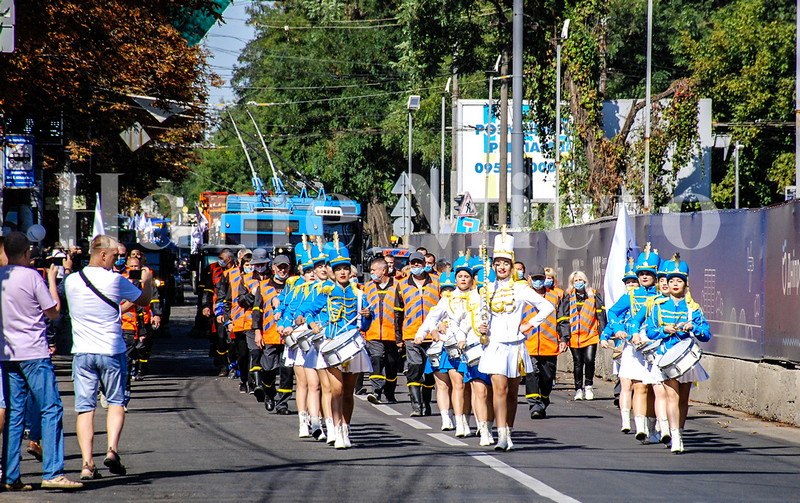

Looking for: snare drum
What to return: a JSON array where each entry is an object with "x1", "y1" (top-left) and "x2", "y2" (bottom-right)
[
  {"x1": 443, "y1": 336, "x2": 461, "y2": 359},
  {"x1": 658, "y1": 338, "x2": 703, "y2": 379},
  {"x1": 636, "y1": 340, "x2": 662, "y2": 365},
  {"x1": 285, "y1": 324, "x2": 310, "y2": 351},
  {"x1": 426, "y1": 341, "x2": 444, "y2": 368},
  {"x1": 321, "y1": 329, "x2": 365, "y2": 367},
  {"x1": 461, "y1": 342, "x2": 484, "y2": 367},
  {"x1": 311, "y1": 330, "x2": 325, "y2": 350}
]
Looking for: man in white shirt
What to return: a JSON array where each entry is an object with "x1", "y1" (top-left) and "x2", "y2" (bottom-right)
[{"x1": 64, "y1": 235, "x2": 152, "y2": 479}]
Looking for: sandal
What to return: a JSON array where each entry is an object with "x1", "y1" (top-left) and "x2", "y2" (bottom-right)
[
  {"x1": 81, "y1": 463, "x2": 102, "y2": 480},
  {"x1": 103, "y1": 449, "x2": 127, "y2": 475}
]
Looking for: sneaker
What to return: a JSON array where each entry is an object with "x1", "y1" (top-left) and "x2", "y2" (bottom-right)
[
  {"x1": 573, "y1": 389, "x2": 584, "y2": 401},
  {"x1": 99, "y1": 391, "x2": 108, "y2": 409},
  {"x1": 367, "y1": 393, "x2": 381, "y2": 405},
  {"x1": 584, "y1": 386, "x2": 594, "y2": 400},
  {"x1": 41, "y1": 475, "x2": 83, "y2": 490},
  {"x1": 4, "y1": 481, "x2": 32, "y2": 491},
  {"x1": 26, "y1": 440, "x2": 43, "y2": 461},
  {"x1": 530, "y1": 409, "x2": 546, "y2": 420},
  {"x1": 238, "y1": 383, "x2": 247, "y2": 394}
]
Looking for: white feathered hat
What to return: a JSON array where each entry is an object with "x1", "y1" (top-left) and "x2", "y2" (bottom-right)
[{"x1": 493, "y1": 226, "x2": 514, "y2": 261}]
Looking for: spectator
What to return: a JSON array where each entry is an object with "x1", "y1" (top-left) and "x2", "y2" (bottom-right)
[
  {"x1": 0, "y1": 232, "x2": 83, "y2": 491},
  {"x1": 64, "y1": 235, "x2": 153, "y2": 480},
  {"x1": 0, "y1": 236, "x2": 6, "y2": 458}
]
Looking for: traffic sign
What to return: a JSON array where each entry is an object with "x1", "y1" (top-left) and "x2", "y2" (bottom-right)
[
  {"x1": 459, "y1": 192, "x2": 478, "y2": 217},
  {"x1": 391, "y1": 194, "x2": 416, "y2": 217},
  {"x1": 393, "y1": 217, "x2": 413, "y2": 236},
  {"x1": 456, "y1": 217, "x2": 480, "y2": 233},
  {"x1": 391, "y1": 172, "x2": 416, "y2": 195}
]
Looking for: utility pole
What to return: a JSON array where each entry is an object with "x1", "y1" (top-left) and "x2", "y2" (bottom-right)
[
  {"x1": 498, "y1": 49, "x2": 509, "y2": 226},
  {"x1": 643, "y1": 0, "x2": 653, "y2": 212},
  {"x1": 510, "y1": 0, "x2": 524, "y2": 228},
  {"x1": 451, "y1": 70, "x2": 459, "y2": 223},
  {"x1": 796, "y1": 0, "x2": 799, "y2": 190}
]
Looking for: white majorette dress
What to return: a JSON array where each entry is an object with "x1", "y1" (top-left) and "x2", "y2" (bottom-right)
[{"x1": 465, "y1": 233, "x2": 555, "y2": 378}]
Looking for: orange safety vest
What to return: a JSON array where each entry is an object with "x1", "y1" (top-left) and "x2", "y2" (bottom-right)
[
  {"x1": 363, "y1": 279, "x2": 399, "y2": 341},
  {"x1": 121, "y1": 272, "x2": 150, "y2": 332},
  {"x1": 399, "y1": 275, "x2": 440, "y2": 340},
  {"x1": 209, "y1": 262, "x2": 225, "y2": 305},
  {"x1": 228, "y1": 268, "x2": 258, "y2": 333},
  {"x1": 568, "y1": 289, "x2": 600, "y2": 348},
  {"x1": 255, "y1": 280, "x2": 281, "y2": 345},
  {"x1": 524, "y1": 289, "x2": 562, "y2": 356}
]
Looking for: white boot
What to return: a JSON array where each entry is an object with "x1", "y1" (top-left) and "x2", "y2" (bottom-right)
[
  {"x1": 479, "y1": 421, "x2": 494, "y2": 446},
  {"x1": 584, "y1": 385, "x2": 594, "y2": 400},
  {"x1": 441, "y1": 410, "x2": 455, "y2": 431},
  {"x1": 298, "y1": 411, "x2": 311, "y2": 438},
  {"x1": 311, "y1": 416, "x2": 325, "y2": 440},
  {"x1": 326, "y1": 418, "x2": 336, "y2": 445},
  {"x1": 455, "y1": 414, "x2": 465, "y2": 437},
  {"x1": 659, "y1": 419, "x2": 671, "y2": 444},
  {"x1": 634, "y1": 415, "x2": 648, "y2": 441},
  {"x1": 342, "y1": 423, "x2": 352, "y2": 448},
  {"x1": 670, "y1": 428, "x2": 684, "y2": 453},
  {"x1": 334, "y1": 424, "x2": 346, "y2": 449},
  {"x1": 620, "y1": 409, "x2": 631, "y2": 433},
  {"x1": 646, "y1": 417, "x2": 659, "y2": 444},
  {"x1": 448, "y1": 409, "x2": 456, "y2": 430},
  {"x1": 461, "y1": 415, "x2": 472, "y2": 437},
  {"x1": 494, "y1": 426, "x2": 508, "y2": 451},
  {"x1": 505, "y1": 427, "x2": 515, "y2": 451}
]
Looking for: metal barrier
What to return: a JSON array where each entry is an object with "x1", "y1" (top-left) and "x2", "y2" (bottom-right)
[{"x1": 408, "y1": 199, "x2": 800, "y2": 364}]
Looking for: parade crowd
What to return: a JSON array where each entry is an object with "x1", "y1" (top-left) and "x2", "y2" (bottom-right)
[{"x1": 200, "y1": 230, "x2": 710, "y2": 454}]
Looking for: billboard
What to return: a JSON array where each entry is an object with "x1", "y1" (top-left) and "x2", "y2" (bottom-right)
[{"x1": 3, "y1": 135, "x2": 35, "y2": 189}]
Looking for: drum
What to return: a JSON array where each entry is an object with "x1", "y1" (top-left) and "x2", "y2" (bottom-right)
[
  {"x1": 658, "y1": 338, "x2": 703, "y2": 379},
  {"x1": 285, "y1": 324, "x2": 309, "y2": 351},
  {"x1": 321, "y1": 329, "x2": 366, "y2": 367},
  {"x1": 311, "y1": 330, "x2": 326, "y2": 350},
  {"x1": 426, "y1": 341, "x2": 444, "y2": 368},
  {"x1": 444, "y1": 336, "x2": 461, "y2": 359},
  {"x1": 461, "y1": 341, "x2": 484, "y2": 367},
  {"x1": 636, "y1": 340, "x2": 662, "y2": 365}
]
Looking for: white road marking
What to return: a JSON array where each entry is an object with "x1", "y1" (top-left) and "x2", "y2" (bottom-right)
[
  {"x1": 397, "y1": 418, "x2": 432, "y2": 430},
  {"x1": 470, "y1": 452, "x2": 582, "y2": 503},
  {"x1": 373, "y1": 404, "x2": 402, "y2": 416},
  {"x1": 427, "y1": 433, "x2": 468, "y2": 446}
]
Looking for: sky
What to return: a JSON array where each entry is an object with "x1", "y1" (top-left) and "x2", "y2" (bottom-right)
[{"x1": 202, "y1": 0, "x2": 258, "y2": 105}]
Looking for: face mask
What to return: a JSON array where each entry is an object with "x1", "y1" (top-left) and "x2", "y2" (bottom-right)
[
  {"x1": 410, "y1": 267, "x2": 424, "y2": 276},
  {"x1": 115, "y1": 257, "x2": 126, "y2": 267},
  {"x1": 574, "y1": 281, "x2": 585, "y2": 291},
  {"x1": 544, "y1": 278, "x2": 554, "y2": 288},
  {"x1": 243, "y1": 266, "x2": 254, "y2": 274},
  {"x1": 349, "y1": 278, "x2": 358, "y2": 285},
  {"x1": 531, "y1": 279, "x2": 544, "y2": 289},
  {"x1": 255, "y1": 265, "x2": 267, "y2": 274},
  {"x1": 217, "y1": 259, "x2": 226, "y2": 268},
  {"x1": 424, "y1": 265, "x2": 433, "y2": 273},
  {"x1": 370, "y1": 273, "x2": 381, "y2": 282}
]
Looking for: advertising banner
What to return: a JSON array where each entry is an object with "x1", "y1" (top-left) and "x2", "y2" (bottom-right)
[{"x1": 3, "y1": 135, "x2": 35, "y2": 189}]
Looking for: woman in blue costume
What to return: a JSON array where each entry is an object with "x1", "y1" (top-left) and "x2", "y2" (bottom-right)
[
  {"x1": 300, "y1": 236, "x2": 373, "y2": 449},
  {"x1": 645, "y1": 254, "x2": 711, "y2": 453}
]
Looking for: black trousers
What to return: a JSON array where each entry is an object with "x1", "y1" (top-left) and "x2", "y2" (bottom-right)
[
  {"x1": 233, "y1": 332, "x2": 249, "y2": 384},
  {"x1": 366, "y1": 340, "x2": 399, "y2": 398},
  {"x1": 213, "y1": 321, "x2": 231, "y2": 368},
  {"x1": 525, "y1": 354, "x2": 558, "y2": 413},
  {"x1": 570, "y1": 344, "x2": 598, "y2": 389},
  {"x1": 275, "y1": 365, "x2": 294, "y2": 411}
]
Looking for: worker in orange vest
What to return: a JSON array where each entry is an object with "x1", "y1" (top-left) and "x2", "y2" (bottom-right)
[
  {"x1": 202, "y1": 249, "x2": 235, "y2": 376},
  {"x1": 362, "y1": 257, "x2": 401, "y2": 405},
  {"x1": 217, "y1": 250, "x2": 256, "y2": 393}
]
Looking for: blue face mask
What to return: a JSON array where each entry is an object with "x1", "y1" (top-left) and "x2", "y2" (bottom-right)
[
  {"x1": 424, "y1": 265, "x2": 433, "y2": 273},
  {"x1": 217, "y1": 259, "x2": 226, "y2": 268},
  {"x1": 410, "y1": 267, "x2": 424, "y2": 276},
  {"x1": 243, "y1": 266, "x2": 254, "y2": 274},
  {"x1": 255, "y1": 265, "x2": 267, "y2": 274},
  {"x1": 574, "y1": 281, "x2": 585, "y2": 291},
  {"x1": 370, "y1": 273, "x2": 381, "y2": 282},
  {"x1": 349, "y1": 278, "x2": 358, "y2": 286},
  {"x1": 531, "y1": 279, "x2": 544, "y2": 289},
  {"x1": 115, "y1": 257, "x2": 126, "y2": 267},
  {"x1": 544, "y1": 278, "x2": 554, "y2": 288}
]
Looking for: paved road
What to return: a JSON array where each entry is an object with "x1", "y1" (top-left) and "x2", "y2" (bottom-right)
[{"x1": 5, "y1": 295, "x2": 800, "y2": 502}]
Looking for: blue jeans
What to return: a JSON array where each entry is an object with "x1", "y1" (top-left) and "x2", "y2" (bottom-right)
[
  {"x1": 1, "y1": 358, "x2": 65, "y2": 483},
  {"x1": 25, "y1": 390, "x2": 43, "y2": 443}
]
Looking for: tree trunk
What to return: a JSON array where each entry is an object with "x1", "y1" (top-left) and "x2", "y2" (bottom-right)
[{"x1": 366, "y1": 197, "x2": 392, "y2": 247}]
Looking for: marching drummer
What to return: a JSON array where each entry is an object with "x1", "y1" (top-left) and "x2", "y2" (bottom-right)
[
  {"x1": 643, "y1": 254, "x2": 711, "y2": 453},
  {"x1": 603, "y1": 245, "x2": 661, "y2": 442},
  {"x1": 468, "y1": 229, "x2": 554, "y2": 451},
  {"x1": 300, "y1": 236, "x2": 374, "y2": 449}
]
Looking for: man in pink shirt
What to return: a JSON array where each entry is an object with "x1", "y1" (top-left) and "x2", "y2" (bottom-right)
[{"x1": 0, "y1": 232, "x2": 83, "y2": 491}]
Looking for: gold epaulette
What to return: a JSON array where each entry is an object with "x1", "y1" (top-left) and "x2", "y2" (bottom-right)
[
  {"x1": 441, "y1": 290, "x2": 452, "y2": 299},
  {"x1": 321, "y1": 285, "x2": 334, "y2": 295}
]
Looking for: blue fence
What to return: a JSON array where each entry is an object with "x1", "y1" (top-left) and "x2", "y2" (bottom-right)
[{"x1": 409, "y1": 199, "x2": 800, "y2": 364}]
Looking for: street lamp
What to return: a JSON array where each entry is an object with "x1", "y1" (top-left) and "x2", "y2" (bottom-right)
[
  {"x1": 555, "y1": 19, "x2": 570, "y2": 229},
  {"x1": 483, "y1": 60, "x2": 499, "y2": 232},
  {"x1": 407, "y1": 95, "x2": 421, "y2": 238},
  {"x1": 439, "y1": 78, "x2": 451, "y2": 233}
]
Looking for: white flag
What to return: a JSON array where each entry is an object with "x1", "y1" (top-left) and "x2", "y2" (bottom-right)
[
  {"x1": 190, "y1": 225, "x2": 201, "y2": 254},
  {"x1": 136, "y1": 213, "x2": 147, "y2": 232},
  {"x1": 195, "y1": 202, "x2": 209, "y2": 234},
  {"x1": 604, "y1": 203, "x2": 640, "y2": 308},
  {"x1": 92, "y1": 193, "x2": 105, "y2": 238}
]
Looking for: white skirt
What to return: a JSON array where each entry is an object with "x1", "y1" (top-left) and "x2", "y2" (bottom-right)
[
  {"x1": 338, "y1": 347, "x2": 373, "y2": 374},
  {"x1": 618, "y1": 343, "x2": 652, "y2": 382},
  {"x1": 283, "y1": 345, "x2": 306, "y2": 367},
  {"x1": 303, "y1": 345, "x2": 329, "y2": 370},
  {"x1": 478, "y1": 340, "x2": 533, "y2": 378},
  {"x1": 646, "y1": 356, "x2": 710, "y2": 384}
]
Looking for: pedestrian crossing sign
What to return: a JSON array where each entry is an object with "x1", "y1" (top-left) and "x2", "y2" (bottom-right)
[{"x1": 459, "y1": 192, "x2": 478, "y2": 217}]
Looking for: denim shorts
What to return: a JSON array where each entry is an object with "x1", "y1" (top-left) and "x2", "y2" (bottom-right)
[{"x1": 72, "y1": 352, "x2": 128, "y2": 412}]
